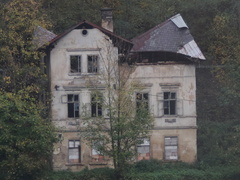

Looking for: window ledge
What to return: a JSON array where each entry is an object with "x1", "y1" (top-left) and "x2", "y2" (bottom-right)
[
  {"x1": 68, "y1": 73, "x2": 99, "y2": 76},
  {"x1": 89, "y1": 161, "x2": 108, "y2": 165},
  {"x1": 66, "y1": 163, "x2": 85, "y2": 166}
]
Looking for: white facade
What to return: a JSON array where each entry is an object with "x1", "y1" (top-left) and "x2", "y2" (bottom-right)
[{"x1": 47, "y1": 21, "x2": 198, "y2": 171}]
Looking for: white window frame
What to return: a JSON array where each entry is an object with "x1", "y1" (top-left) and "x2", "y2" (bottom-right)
[
  {"x1": 164, "y1": 136, "x2": 178, "y2": 160},
  {"x1": 67, "y1": 94, "x2": 80, "y2": 118},
  {"x1": 67, "y1": 49, "x2": 100, "y2": 75},
  {"x1": 91, "y1": 140, "x2": 105, "y2": 162},
  {"x1": 87, "y1": 55, "x2": 99, "y2": 73},
  {"x1": 163, "y1": 92, "x2": 177, "y2": 115},
  {"x1": 136, "y1": 92, "x2": 149, "y2": 111},
  {"x1": 91, "y1": 92, "x2": 103, "y2": 117},
  {"x1": 137, "y1": 138, "x2": 150, "y2": 161},
  {"x1": 70, "y1": 55, "x2": 81, "y2": 74},
  {"x1": 158, "y1": 84, "x2": 182, "y2": 117},
  {"x1": 68, "y1": 140, "x2": 81, "y2": 163}
]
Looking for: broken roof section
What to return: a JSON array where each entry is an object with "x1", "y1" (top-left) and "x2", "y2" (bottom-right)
[
  {"x1": 131, "y1": 14, "x2": 205, "y2": 60},
  {"x1": 33, "y1": 26, "x2": 57, "y2": 49}
]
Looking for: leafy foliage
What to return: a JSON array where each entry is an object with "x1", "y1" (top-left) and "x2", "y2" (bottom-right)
[{"x1": 0, "y1": 92, "x2": 56, "y2": 180}]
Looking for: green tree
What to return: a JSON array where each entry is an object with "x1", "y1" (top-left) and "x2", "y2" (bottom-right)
[
  {"x1": 0, "y1": 0, "x2": 51, "y2": 102},
  {"x1": 80, "y1": 47, "x2": 153, "y2": 179},
  {"x1": 0, "y1": 92, "x2": 56, "y2": 180}
]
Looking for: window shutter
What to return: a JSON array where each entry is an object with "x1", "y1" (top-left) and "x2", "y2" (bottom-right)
[
  {"x1": 157, "y1": 93, "x2": 164, "y2": 116},
  {"x1": 176, "y1": 99, "x2": 183, "y2": 116},
  {"x1": 61, "y1": 95, "x2": 68, "y2": 103}
]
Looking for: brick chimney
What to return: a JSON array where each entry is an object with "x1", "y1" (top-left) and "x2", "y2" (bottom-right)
[{"x1": 101, "y1": 8, "x2": 113, "y2": 32}]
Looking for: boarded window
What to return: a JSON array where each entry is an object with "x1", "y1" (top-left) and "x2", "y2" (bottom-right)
[
  {"x1": 68, "y1": 94, "x2": 79, "y2": 118},
  {"x1": 70, "y1": 55, "x2": 81, "y2": 73},
  {"x1": 164, "y1": 92, "x2": 176, "y2": 115},
  {"x1": 88, "y1": 55, "x2": 98, "y2": 73},
  {"x1": 136, "y1": 93, "x2": 149, "y2": 111},
  {"x1": 164, "y1": 136, "x2": 178, "y2": 160},
  {"x1": 137, "y1": 138, "x2": 150, "y2": 161},
  {"x1": 92, "y1": 141, "x2": 104, "y2": 162},
  {"x1": 68, "y1": 140, "x2": 81, "y2": 163},
  {"x1": 91, "y1": 93, "x2": 103, "y2": 117}
]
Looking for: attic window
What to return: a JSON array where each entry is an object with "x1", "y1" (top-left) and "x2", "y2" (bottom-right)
[{"x1": 82, "y1": 29, "x2": 88, "y2": 36}]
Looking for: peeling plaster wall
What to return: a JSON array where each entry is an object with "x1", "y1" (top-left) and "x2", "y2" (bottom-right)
[
  {"x1": 50, "y1": 28, "x2": 197, "y2": 170},
  {"x1": 130, "y1": 64, "x2": 197, "y2": 163},
  {"x1": 50, "y1": 28, "x2": 118, "y2": 170}
]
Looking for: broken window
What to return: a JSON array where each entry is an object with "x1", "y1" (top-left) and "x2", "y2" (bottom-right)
[
  {"x1": 164, "y1": 136, "x2": 178, "y2": 160},
  {"x1": 164, "y1": 92, "x2": 176, "y2": 115},
  {"x1": 68, "y1": 94, "x2": 79, "y2": 118},
  {"x1": 68, "y1": 140, "x2": 81, "y2": 163},
  {"x1": 92, "y1": 141, "x2": 104, "y2": 162},
  {"x1": 91, "y1": 93, "x2": 103, "y2": 117},
  {"x1": 88, "y1": 55, "x2": 98, "y2": 73},
  {"x1": 70, "y1": 55, "x2": 81, "y2": 73},
  {"x1": 137, "y1": 138, "x2": 150, "y2": 161},
  {"x1": 136, "y1": 93, "x2": 149, "y2": 111}
]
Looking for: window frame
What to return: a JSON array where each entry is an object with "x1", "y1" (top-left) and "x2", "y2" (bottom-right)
[
  {"x1": 87, "y1": 55, "x2": 99, "y2": 73},
  {"x1": 67, "y1": 94, "x2": 80, "y2": 118},
  {"x1": 68, "y1": 140, "x2": 81, "y2": 163},
  {"x1": 137, "y1": 138, "x2": 150, "y2": 161},
  {"x1": 70, "y1": 55, "x2": 82, "y2": 74},
  {"x1": 164, "y1": 136, "x2": 178, "y2": 161},
  {"x1": 136, "y1": 92, "x2": 149, "y2": 111},
  {"x1": 91, "y1": 93, "x2": 103, "y2": 117},
  {"x1": 163, "y1": 92, "x2": 177, "y2": 115},
  {"x1": 91, "y1": 140, "x2": 105, "y2": 162}
]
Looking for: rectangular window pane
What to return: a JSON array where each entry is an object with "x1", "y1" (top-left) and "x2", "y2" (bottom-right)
[
  {"x1": 136, "y1": 93, "x2": 149, "y2": 110},
  {"x1": 68, "y1": 103, "x2": 74, "y2": 118},
  {"x1": 88, "y1": 55, "x2": 98, "y2": 73},
  {"x1": 91, "y1": 93, "x2": 102, "y2": 117},
  {"x1": 68, "y1": 140, "x2": 80, "y2": 163},
  {"x1": 68, "y1": 94, "x2": 79, "y2": 118},
  {"x1": 69, "y1": 141, "x2": 74, "y2": 148},
  {"x1": 137, "y1": 138, "x2": 150, "y2": 161},
  {"x1": 70, "y1": 56, "x2": 81, "y2": 73},
  {"x1": 163, "y1": 92, "x2": 176, "y2": 115},
  {"x1": 75, "y1": 140, "x2": 80, "y2": 147},
  {"x1": 165, "y1": 137, "x2": 178, "y2": 160}
]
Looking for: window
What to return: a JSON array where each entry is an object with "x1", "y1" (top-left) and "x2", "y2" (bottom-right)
[
  {"x1": 91, "y1": 93, "x2": 102, "y2": 117},
  {"x1": 88, "y1": 55, "x2": 98, "y2": 73},
  {"x1": 70, "y1": 55, "x2": 81, "y2": 73},
  {"x1": 92, "y1": 141, "x2": 104, "y2": 162},
  {"x1": 136, "y1": 93, "x2": 149, "y2": 110},
  {"x1": 68, "y1": 140, "x2": 81, "y2": 163},
  {"x1": 164, "y1": 136, "x2": 178, "y2": 160},
  {"x1": 137, "y1": 138, "x2": 150, "y2": 161},
  {"x1": 68, "y1": 94, "x2": 79, "y2": 118},
  {"x1": 164, "y1": 92, "x2": 176, "y2": 115}
]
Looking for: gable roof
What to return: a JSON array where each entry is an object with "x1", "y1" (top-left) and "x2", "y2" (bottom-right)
[
  {"x1": 131, "y1": 14, "x2": 205, "y2": 60},
  {"x1": 47, "y1": 20, "x2": 133, "y2": 52}
]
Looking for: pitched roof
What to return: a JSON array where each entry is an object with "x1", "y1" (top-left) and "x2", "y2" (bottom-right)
[
  {"x1": 131, "y1": 14, "x2": 205, "y2": 60},
  {"x1": 48, "y1": 20, "x2": 133, "y2": 51},
  {"x1": 33, "y1": 26, "x2": 57, "y2": 48}
]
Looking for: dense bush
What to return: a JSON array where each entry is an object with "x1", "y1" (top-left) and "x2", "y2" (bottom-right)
[
  {"x1": 45, "y1": 168, "x2": 115, "y2": 180},
  {"x1": 45, "y1": 160, "x2": 240, "y2": 180}
]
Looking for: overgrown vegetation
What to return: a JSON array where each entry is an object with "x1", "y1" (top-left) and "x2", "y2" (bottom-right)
[{"x1": 45, "y1": 160, "x2": 240, "y2": 180}]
